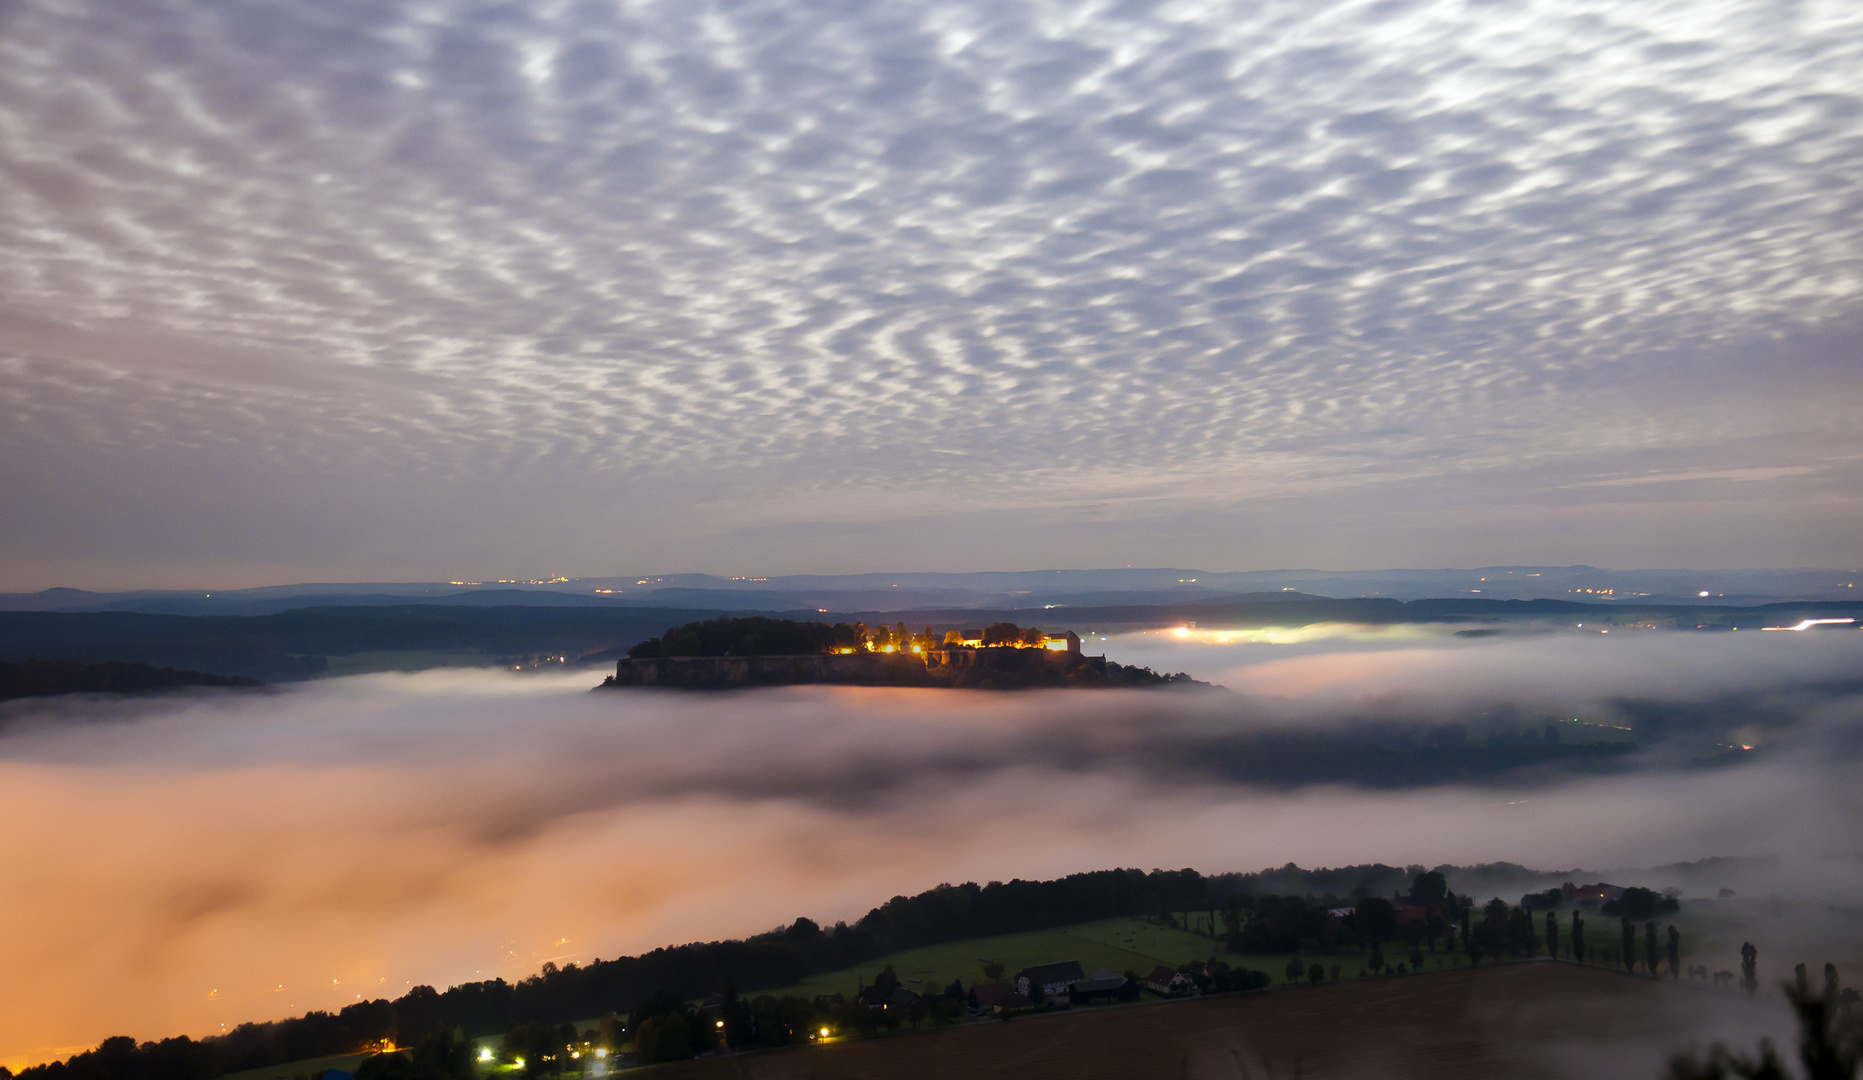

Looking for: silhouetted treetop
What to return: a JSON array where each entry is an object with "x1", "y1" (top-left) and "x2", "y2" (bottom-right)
[{"x1": 625, "y1": 617, "x2": 859, "y2": 658}]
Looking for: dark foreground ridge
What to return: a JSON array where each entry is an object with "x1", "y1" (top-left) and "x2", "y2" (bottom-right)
[
  {"x1": 603, "y1": 616, "x2": 1208, "y2": 689},
  {"x1": 9, "y1": 859, "x2": 1742, "y2": 1080}
]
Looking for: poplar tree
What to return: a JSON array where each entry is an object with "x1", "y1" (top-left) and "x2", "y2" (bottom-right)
[
  {"x1": 1740, "y1": 942, "x2": 1758, "y2": 995},
  {"x1": 1667, "y1": 925, "x2": 1680, "y2": 979},
  {"x1": 1645, "y1": 922, "x2": 1659, "y2": 977},
  {"x1": 1546, "y1": 911, "x2": 1560, "y2": 961},
  {"x1": 1571, "y1": 911, "x2": 1586, "y2": 965},
  {"x1": 1622, "y1": 918, "x2": 1637, "y2": 974}
]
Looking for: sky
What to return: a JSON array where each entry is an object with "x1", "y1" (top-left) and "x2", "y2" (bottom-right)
[
  {"x1": 4, "y1": 627, "x2": 1860, "y2": 1067},
  {"x1": 2, "y1": 0, "x2": 1860, "y2": 589}
]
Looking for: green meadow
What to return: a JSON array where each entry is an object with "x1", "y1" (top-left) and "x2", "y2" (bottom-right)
[
  {"x1": 214, "y1": 1053, "x2": 366, "y2": 1080},
  {"x1": 764, "y1": 917, "x2": 1268, "y2": 1001}
]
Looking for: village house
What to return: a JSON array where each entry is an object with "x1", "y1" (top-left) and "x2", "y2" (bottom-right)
[
  {"x1": 1147, "y1": 965, "x2": 1194, "y2": 996},
  {"x1": 970, "y1": 982, "x2": 1032, "y2": 1014},
  {"x1": 1015, "y1": 960, "x2": 1086, "y2": 1000},
  {"x1": 856, "y1": 983, "x2": 921, "y2": 1011}
]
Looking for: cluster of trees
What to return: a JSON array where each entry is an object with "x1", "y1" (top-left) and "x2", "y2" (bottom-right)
[
  {"x1": 626, "y1": 617, "x2": 864, "y2": 658},
  {"x1": 1093, "y1": 662, "x2": 1206, "y2": 688},
  {"x1": 1171, "y1": 959, "x2": 1271, "y2": 994},
  {"x1": 1207, "y1": 873, "x2": 1458, "y2": 962},
  {"x1": 1665, "y1": 961, "x2": 1860, "y2": 1079},
  {"x1": 351, "y1": 1029, "x2": 477, "y2": 1080},
  {"x1": 975, "y1": 623, "x2": 1048, "y2": 647},
  {"x1": 1464, "y1": 897, "x2": 1541, "y2": 965},
  {"x1": 1606, "y1": 887, "x2": 1684, "y2": 919},
  {"x1": 625, "y1": 617, "x2": 976, "y2": 659},
  {"x1": 1523, "y1": 884, "x2": 1681, "y2": 918},
  {"x1": 1205, "y1": 872, "x2": 1644, "y2": 976}
]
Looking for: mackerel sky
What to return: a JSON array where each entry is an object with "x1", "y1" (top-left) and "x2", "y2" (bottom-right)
[{"x1": 1, "y1": 0, "x2": 1859, "y2": 588}]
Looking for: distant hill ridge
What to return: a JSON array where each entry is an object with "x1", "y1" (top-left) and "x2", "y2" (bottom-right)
[
  {"x1": 5, "y1": 564, "x2": 1859, "y2": 615},
  {"x1": 0, "y1": 594, "x2": 1858, "y2": 683},
  {"x1": 0, "y1": 658, "x2": 259, "y2": 701}
]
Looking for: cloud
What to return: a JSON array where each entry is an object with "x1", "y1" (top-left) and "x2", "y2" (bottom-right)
[
  {"x1": 1, "y1": 0, "x2": 1861, "y2": 582},
  {"x1": 3, "y1": 629, "x2": 1862, "y2": 1063}
]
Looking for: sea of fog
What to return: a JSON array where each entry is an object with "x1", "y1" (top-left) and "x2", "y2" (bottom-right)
[{"x1": 3, "y1": 624, "x2": 1861, "y2": 1066}]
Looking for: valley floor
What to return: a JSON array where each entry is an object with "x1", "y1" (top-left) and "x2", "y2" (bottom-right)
[{"x1": 637, "y1": 961, "x2": 1796, "y2": 1080}]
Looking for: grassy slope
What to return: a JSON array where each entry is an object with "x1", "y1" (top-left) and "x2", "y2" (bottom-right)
[
  {"x1": 762, "y1": 917, "x2": 1309, "y2": 1001},
  {"x1": 214, "y1": 1053, "x2": 366, "y2": 1080}
]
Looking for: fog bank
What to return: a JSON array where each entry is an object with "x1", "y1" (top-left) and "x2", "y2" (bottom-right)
[{"x1": 3, "y1": 628, "x2": 1861, "y2": 1066}]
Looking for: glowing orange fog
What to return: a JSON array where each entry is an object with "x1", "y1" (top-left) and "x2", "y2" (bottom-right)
[{"x1": 1, "y1": 652, "x2": 1857, "y2": 1068}]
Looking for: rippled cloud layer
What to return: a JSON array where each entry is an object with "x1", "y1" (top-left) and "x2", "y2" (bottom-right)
[{"x1": 1, "y1": 0, "x2": 1860, "y2": 582}]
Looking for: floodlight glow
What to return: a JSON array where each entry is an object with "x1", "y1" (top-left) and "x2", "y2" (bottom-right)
[{"x1": 478, "y1": 1050, "x2": 492, "y2": 1062}]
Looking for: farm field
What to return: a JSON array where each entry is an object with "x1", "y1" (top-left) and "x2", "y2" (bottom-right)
[
  {"x1": 643, "y1": 962, "x2": 1797, "y2": 1080},
  {"x1": 764, "y1": 916, "x2": 1480, "y2": 1003}
]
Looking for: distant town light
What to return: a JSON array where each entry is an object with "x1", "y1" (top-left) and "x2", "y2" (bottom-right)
[
  {"x1": 1699, "y1": 591, "x2": 1710, "y2": 597},
  {"x1": 820, "y1": 1028, "x2": 830, "y2": 1038},
  {"x1": 1173, "y1": 626, "x2": 1190, "y2": 637},
  {"x1": 478, "y1": 1049, "x2": 493, "y2": 1062}
]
